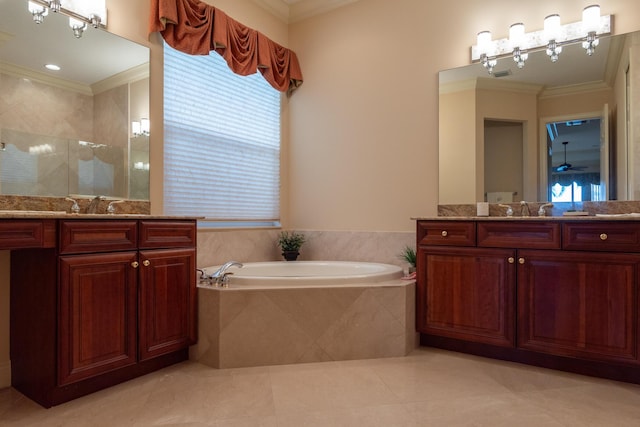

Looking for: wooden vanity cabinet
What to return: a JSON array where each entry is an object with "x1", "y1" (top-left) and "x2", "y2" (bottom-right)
[
  {"x1": 517, "y1": 249, "x2": 639, "y2": 364},
  {"x1": 417, "y1": 246, "x2": 516, "y2": 347},
  {"x1": 416, "y1": 219, "x2": 640, "y2": 384},
  {"x1": 10, "y1": 218, "x2": 197, "y2": 407}
]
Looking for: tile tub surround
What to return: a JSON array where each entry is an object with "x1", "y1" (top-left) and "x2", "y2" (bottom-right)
[
  {"x1": 197, "y1": 228, "x2": 416, "y2": 270},
  {"x1": 438, "y1": 200, "x2": 640, "y2": 217},
  {"x1": 190, "y1": 281, "x2": 417, "y2": 368}
]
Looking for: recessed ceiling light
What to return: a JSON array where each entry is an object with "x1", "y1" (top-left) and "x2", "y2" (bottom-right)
[{"x1": 44, "y1": 64, "x2": 61, "y2": 71}]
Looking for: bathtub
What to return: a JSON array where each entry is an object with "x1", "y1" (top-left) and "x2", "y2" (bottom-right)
[
  {"x1": 191, "y1": 261, "x2": 417, "y2": 369},
  {"x1": 200, "y1": 260, "x2": 404, "y2": 288}
]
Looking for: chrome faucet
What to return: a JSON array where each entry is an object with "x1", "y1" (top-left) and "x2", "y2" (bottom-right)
[
  {"x1": 520, "y1": 201, "x2": 530, "y2": 217},
  {"x1": 498, "y1": 204, "x2": 514, "y2": 217},
  {"x1": 538, "y1": 203, "x2": 554, "y2": 217},
  {"x1": 87, "y1": 195, "x2": 105, "y2": 214},
  {"x1": 65, "y1": 197, "x2": 80, "y2": 214},
  {"x1": 201, "y1": 261, "x2": 243, "y2": 287},
  {"x1": 107, "y1": 200, "x2": 124, "y2": 214}
]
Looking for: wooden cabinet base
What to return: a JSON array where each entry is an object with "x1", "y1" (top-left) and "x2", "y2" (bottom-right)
[
  {"x1": 13, "y1": 349, "x2": 188, "y2": 408},
  {"x1": 420, "y1": 334, "x2": 640, "y2": 385}
]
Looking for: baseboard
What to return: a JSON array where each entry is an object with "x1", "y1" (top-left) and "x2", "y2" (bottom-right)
[{"x1": 0, "y1": 360, "x2": 10, "y2": 388}]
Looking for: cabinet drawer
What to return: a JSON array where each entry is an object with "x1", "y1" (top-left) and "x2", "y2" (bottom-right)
[
  {"x1": 59, "y1": 221, "x2": 137, "y2": 254},
  {"x1": 0, "y1": 219, "x2": 56, "y2": 249},
  {"x1": 139, "y1": 220, "x2": 196, "y2": 249},
  {"x1": 563, "y1": 222, "x2": 640, "y2": 252},
  {"x1": 417, "y1": 221, "x2": 475, "y2": 246},
  {"x1": 477, "y1": 221, "x2": 561, "y2": 249}
]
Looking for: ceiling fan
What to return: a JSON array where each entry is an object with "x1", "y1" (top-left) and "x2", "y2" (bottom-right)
[{"x1": 555, "y1": 141, "x2": 587, "y2": 172}]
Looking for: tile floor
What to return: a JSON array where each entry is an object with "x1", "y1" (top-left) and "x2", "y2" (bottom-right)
[{"x1": 2, "y1": 347, "x2": 640, "y2": 426}]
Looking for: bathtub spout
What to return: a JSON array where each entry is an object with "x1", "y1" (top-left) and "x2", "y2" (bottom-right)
[{"x1": 210, "y1": 261, "x2": 243, "y2": 287}]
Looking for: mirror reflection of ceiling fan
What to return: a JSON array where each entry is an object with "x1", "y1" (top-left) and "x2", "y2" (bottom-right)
[{"x1": 555, "y1": 141, "x2": 587, "y2": 172}]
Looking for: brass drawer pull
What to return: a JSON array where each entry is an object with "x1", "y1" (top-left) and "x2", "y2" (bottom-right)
[
  {"x1": 143, "y1": 259, "x2": 151, "y2": 267},
  {"x1": 508, "y1": 257, "x2": 515, "y2": 264},
  {"x1": 600, "y1": 233, "x2": 608, "y2": 241},
  {"x1": 131, "y1": 261, "x2": 139, "y2": 268},
  {"x1": 441, "y1": 231, "x2": 448, "y2": 237},
  {"x1": 518, "y1": 258, "x2": 525, "y2": 264}
]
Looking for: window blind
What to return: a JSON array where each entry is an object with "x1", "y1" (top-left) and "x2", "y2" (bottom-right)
[{"x1": 163, "y1": 43, "x2": 281, "y2": 223}]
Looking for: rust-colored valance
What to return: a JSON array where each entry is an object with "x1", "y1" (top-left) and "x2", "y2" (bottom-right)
[{"x1": 149, "y1": 0, "x2": 303, "y2": 94}]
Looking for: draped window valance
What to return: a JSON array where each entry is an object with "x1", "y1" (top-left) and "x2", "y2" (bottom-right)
[
  {"x1": 149, "y1": 0, "x2": 303, "y2": 94},
  {"x1": 551, "y1": 172, "x2": 601, "y2": 187}
]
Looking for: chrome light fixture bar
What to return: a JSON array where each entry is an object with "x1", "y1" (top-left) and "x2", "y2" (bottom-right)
[
  {"x1": 26, "y1": 0, "x2": 107, "y2": 37},
  {"x1": 471, "y1": 6, "x2": 611, "y2": 72}
]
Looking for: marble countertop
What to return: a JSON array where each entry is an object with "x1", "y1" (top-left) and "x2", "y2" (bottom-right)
[
  {"x1": 413, "y1": 214, "x2": 640, "y2": 221},
  {"x1": 0, "y1": 211, "x2": 201, "y2": 220}
]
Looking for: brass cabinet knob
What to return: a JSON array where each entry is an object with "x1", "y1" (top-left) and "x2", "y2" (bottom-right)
[
  {"x1": 441, "y1": 231, "x2": 448, "y2": 237},
  {"x1": 131, "y1": 261, "x2": 139, "y2": 268},
  {"x1": 518, "y1": 258, "x2": 525, "y2": 264},
  {"x1": 508, "y1": 257, "x2": 515, "y2": 264},
  {"x1": 600, "y1": 233, "x2": 608, "y2": 241},
  {"x1": 143, "y1": 259, "x2": 151, "y2": 267}
]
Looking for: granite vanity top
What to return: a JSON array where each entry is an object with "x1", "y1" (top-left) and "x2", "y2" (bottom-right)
[
  {"x1": 0, "y1": 211, "x2": 201, "y2": 220},
  {"x1": 413, "y1": 215, "x2": 640, "y2": 221}
]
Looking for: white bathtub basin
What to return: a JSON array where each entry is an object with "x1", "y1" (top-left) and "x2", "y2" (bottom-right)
[{"x1": 202, "y1": 261, "x2": 404, "y2": 288}]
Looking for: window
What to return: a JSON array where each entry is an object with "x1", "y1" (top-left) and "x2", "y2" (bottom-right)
[{"x1": 163, "y1": 42, "x2": 282, "y2": 226}]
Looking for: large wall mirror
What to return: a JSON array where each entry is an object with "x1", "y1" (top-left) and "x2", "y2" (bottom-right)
[
  {"x1": 439, "y1": 30, "x2": 640, "y2": 205},
  {"x1": 0, "y1": 1, "x2": 149, "y2": 200}
]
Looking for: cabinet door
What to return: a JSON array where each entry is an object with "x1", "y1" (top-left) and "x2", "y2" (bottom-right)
[
  {"x1": 58, "y1": 252, "x2": 138, "y2": 386},
  {"x1": 138, "y1": 248, "x2": 196, "y2": 361},
  {"x1": 417, "y1": 246, "x2": 516, "y2": 347},
  {"x1": 518, "y1": 250, "x2": 640, "y2": 364}
]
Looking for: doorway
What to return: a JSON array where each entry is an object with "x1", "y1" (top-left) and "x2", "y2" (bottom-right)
[
  {"x1": 546, "y1": 118, "x2": 602, "y2": 202},
  {"x1": 484, "y1": 120, "x2": 524, "y2": 202}
]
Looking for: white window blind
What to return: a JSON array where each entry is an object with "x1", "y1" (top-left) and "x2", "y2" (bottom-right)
[{"x1": 163, "y1": 42, "x2": 281, "y2": 223}]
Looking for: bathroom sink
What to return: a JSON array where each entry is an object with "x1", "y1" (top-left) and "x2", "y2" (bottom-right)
[{"x1": 0, "y1": 210, "x2": 67, "y2": 215}]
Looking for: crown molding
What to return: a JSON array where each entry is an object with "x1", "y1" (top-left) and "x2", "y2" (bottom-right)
[
  {"x1": 0, "y1": 61, "x2": 93, "y2": 96},
  {"x1": 91, "y1": 63, "x2": 149, "y2": 95},
  {"x1": 252, "y1": 0, "x2": 359, "y2": 23},
  {"x1": 538, "y1": 80, "x2": 611, "y2": 99}
]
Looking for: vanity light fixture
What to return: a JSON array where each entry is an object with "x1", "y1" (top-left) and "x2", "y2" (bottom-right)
[
  {"x1": 471, "y1": 5, "x2": 611, "y2": 73},
  {"x1": 543, "y1": 14, "x2": 562, "y2": 62},
  {"x1": 509, "y1": 23, "x2": 528, "y2": 68},
  {"x1": 476, "y1": 31, "x2": 497, "y2": 74},
  {"x1": 25, "y1": 0, "x2": 107, "y2": 37},
  {"x1": 132, "y1": 119, "x2": 150, "y2": 137},
  {"x1": 49, "y1": 0, "x2": 61, "y2": 13},
  {"x1": 582, "y1": 4, "x2": 601, "y2": 55},
  {"x1": 28, "y1": 1, "x2": 48, "y2": 24},
  {"x1": 69, "y1": 17, "x2": 86, "y2": 38}
]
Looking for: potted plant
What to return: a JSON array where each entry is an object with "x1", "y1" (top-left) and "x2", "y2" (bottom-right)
[
  {"x1": 398, "y1": 245, "x2": 416, "y2": 273},
  {"x1": 277, "y1": 231, "x2": 306, "y2": 261}
]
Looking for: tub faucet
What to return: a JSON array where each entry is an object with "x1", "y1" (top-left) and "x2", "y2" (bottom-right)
[
  {"x1": 87, "y1": 195, "x2": 105, "y2": 214},
  {"x1": 520, "y1": 201, "x2": 530, "y2": 217},
  {"x1": 210, "y1": 261, "x2": 243, "y2": 287}
]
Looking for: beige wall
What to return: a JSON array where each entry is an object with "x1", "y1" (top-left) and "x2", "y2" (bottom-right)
[
  {"x1": 288, "y1": 0, "x2": 640, "y2": 230},
  {"x1": 439, "y1": 88, "x2": 476, "y2": 204}
]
